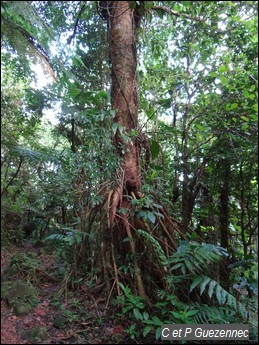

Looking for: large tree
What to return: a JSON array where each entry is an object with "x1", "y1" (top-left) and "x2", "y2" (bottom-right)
[
  {"x1": 1, "y1": 1, "x2": 258, "y2": 306},
  {"x1": 101, "y1": 1, "x2": 147, "y2": 297},
  {"x1": 102, "y1": 1, "x2": 142, "y2": 222}
]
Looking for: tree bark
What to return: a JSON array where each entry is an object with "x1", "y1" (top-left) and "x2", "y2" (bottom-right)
[
  {"x1": 219, "y1": 160, "x2": 230, "y2": 290},
  {"x1": 104, "y1": 1, "x2": 142, "y2": 225},
  {"x1": 101, "y1": 1, "x2": 148, "y2": 300},
  {"x1": 109, "y1": 1, "x2": 141, "y2": 195}
]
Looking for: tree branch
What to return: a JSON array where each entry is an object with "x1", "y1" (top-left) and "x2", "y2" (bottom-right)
[
  {"x1": 151, "y1": 5, "x2": 235, "y2": 34},
  {"x1": 151, "y1": 5, "x2": 203, "y2": 22},
  {"x1": 67, "y1": 2, "x2": 86, "y2": 45},
  {"x1": 1, "y1": 156, "x2": 24, "y2": 196}
]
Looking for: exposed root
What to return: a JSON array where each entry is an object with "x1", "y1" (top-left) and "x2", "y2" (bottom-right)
[
  {"x1": 107, "y1": 190, "x2": 113, "y2": 229},
  {"x1": 105, "y1": 279, "x2": 117, "y2": 310},
  {"x1": 110, "y1": 241, "x2": 120, "y2": 295},
  {"x1": 109, "y1": 184, "x2": 123, "y2": 226},
  {"x1": 69, "y1": 179, "x2": 187, "y2": 303},
  {"x1": 157, "y1": 216, "x2": 177, "y2": 249},
  {"x1": 124, "y1": 220, "x2": 149, "y2": 302}
]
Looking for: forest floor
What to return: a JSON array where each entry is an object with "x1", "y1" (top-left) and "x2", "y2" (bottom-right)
[{"x1": 1, "y1": 242, "x2": 158, "y2": 344}]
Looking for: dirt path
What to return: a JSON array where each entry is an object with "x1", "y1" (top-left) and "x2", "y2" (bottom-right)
[{"x1": 1, "y1": 244, "x2": 128, "y2": 344}]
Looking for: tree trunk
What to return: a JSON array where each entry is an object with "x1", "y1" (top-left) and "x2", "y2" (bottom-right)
[
  {"x1": 101, "y1": 1, "x2": 147, "y2": 299},
  {"x1": 240, "y1": 162, "x2": 248, "y2": 257},
  {"x1": 219, "y1": 160, "x2": 230, "y2": 290},
  {"x1": 110, "y1": 1, "x2": 140, "y2": 194},
  {"x1": 106, "y1": 1, "x2": 142, "y2": 224},
  {"x1": 181, "y1": 104, "x2": 189, "y2": 232}
]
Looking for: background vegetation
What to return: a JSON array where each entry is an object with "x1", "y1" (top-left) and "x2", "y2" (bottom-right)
[{"x1": 1, "y1": 1, "x2": 258, "y2": 343}]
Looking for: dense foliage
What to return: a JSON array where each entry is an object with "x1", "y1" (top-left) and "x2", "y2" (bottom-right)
[{"x1": 1, "y1": 1, "x2": 258, "y2": 342}]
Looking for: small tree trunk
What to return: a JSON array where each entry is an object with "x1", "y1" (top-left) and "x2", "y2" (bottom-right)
[
  {"x1": 219, "y1": 160, "x2": 230, "y2": 290},
  {"x1": 181, "y1": 106, "x2": 189, "y2": 232}
]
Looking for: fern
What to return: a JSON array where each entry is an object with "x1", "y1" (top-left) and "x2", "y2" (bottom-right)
[
  {"x1": 13, "y1": 146, "x2": 57, "y2": 163},
  {"x1": 137, "y1": 229, "x2": 167, "y2": 266},
  {"x1": 46, "y1": 233, "x2": 66, "y2": 241},
  {"x1": 167, "y1": 241, "x2": 226, "y2": 275},
  {"x1": 163, "y1": 241, "x2": 250, "y2": 324},
  {"x1": 192, "y1": 303, "x2": 237, "y2": 324},
  {"x1": 190, "y1": 275, "x2": 248, "y2": 319},
  {"x1": 2, "y1": 1, "x2": 78, "y2": 82},
  {"x1": 46, "y1": 229, "x2": 86, "y2": 246},
  {"x1": 2, "y1": 1, "x2": 54, "y2": 57}
]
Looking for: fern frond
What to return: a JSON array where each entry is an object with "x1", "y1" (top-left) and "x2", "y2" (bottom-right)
[
  {"x1": 190, "y1": 276, "x2": 204, "y2": 292},
  {"x1": 1, "y1": 2, "x2": 56, "y2": 81},
  {"x1": 167, "y1": 241, "x2": 225, "y2": 274},
  {"x1": 13, "y1": 146, "x2": 57, "y2": 163},
  {"x1": 190, "y1": 275, "x2": 248, "y2": 319},
  {"x1": 184, "y1": 258, "x2": 197, "y2": 274},
  {"x1": 2, "y1": 1, "x2": 79, "y2": 82},
  {"x1": 208, "y1": 279, "x2": 217, "y2": 298},
  {"x1": 200, "y1": 276, "x2": 211, "y2": 295},
  {"x1": 137, "y1": 229, "x2": 167, "y2": 266},
  {"x1": 192, "y1": 303, "x2": 236, "y2": 324}
]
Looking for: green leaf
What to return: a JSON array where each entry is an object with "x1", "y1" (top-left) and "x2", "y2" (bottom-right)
[
  {"x1": 142, "y1": 319, "x2": 155, "y2": 325},
  {"x1": 152, "y1": 316, "x2": 163, "y2": 326},
  {"x1": 219, "y1": 76, "x2": 228, "y2": 85},
  {"x1": 243, "y1": 90, "x2": 250, "y2": 98},
  {"x1": 153, "y1": 203, "x2": 163, "y2": 209},
  {"x1": 186, "y1": 309, "x2": 199, "y2": 316},
  {"x1": 208, "y1": 280, "x2": 217, "y2": 298},
  {"x1": 121, "y1": 133, "x2": 131, "y2": 142},
  {"x1": 220, "y1": 288, "x2": 227, "y2": 305},
  {"x1": 147, "y1": 212, "x2": 156, "y2": 224},
  {"x1": 191, "y1": 232, "x2": 198, "y2": 240},
  {"x1": 68, "y1": 86, "x2": 81, "y2": 98},
  {"x1": 97, "y1": 90, "x2": 108, "y2": 99},
  {"x1": 133, "y1": 308, "x2": 143, "y2": 320},
  {"x1": 155, "y1": 327, "x2": 162, "y2": 340},
  {"x1": 241, "y1": 116, "x2": 249, "y2": 122},
  {"x1": 112, "y1": 122, "x2": 124, "y2": 134},
  {"x1": 143, "y1": 325, "x2": 152, "y2": 337},
  {"x1": 180, "y1": 265, "x2": 186, "y2": 274},
  {"x1": 190, "y1": 276, "x2": 203, "y2": 292},
  {"x1": 219, "y1": 65, "x2": 227, "y2": 73},
  {"x1": 143, "y1": 312, "x2": 149, "y2": 320},
  {"x1": 72, "y1": 54, "x2": 87, "y2": 69},
  {"x1": 154, "y1": 211, "x2": 164, "y2": 218},
  {"x1": 46, "y1": 234, "x2": 65, "y2": 241},
  {"x1": 172, "y1": 311, "x2": 182, "y2": 318},
  {"x1": 171, "y1": 263, "x2": 183, "y2": 270},
  {"x1": 156, "y1": 9, "x2": 164, "y2": 19},
  {"x1": 158, "y1": 98, "x2": 171, "y2": 108},
  {"x1": 137, "y1": 211, "x2": 148, "y2": 220},
  {"x1": 150, "y1": 140, "x2": 160, "y2": 160},
  {"x1": 200, "y1": 277, "x2": 211, "y2": 295},
  {"x1": 227, "y1": 293, "x2": 237, "y2": 310},
  {"x1": 182, "y1": 1, "x2": 191, "y2": 7},
  {"x1": 216, "y1": 284, "x2": 223, "y2": 304},
  {"x1": 144, "y1": 1, "x2": 154, "y2": 9},
  {"x1": 185, "y1": 259, "x2": 196, "y2": 273},
  {"x1": 209, "y1": 71, "x2": 217, "y2": 77},
  {"x1": 230, "y1": 103, "x2": 238, "y2": 109}
]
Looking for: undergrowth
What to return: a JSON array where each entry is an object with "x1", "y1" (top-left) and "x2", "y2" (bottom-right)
[{"x1": 115, "y1": 240, "x2": 258, "y2": 342}]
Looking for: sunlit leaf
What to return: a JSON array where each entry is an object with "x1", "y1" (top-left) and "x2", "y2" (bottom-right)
[{"x1": 150, "y1": 140, "x2": 160, "y2": 160}]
